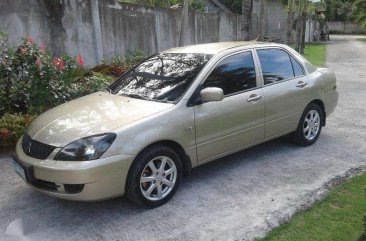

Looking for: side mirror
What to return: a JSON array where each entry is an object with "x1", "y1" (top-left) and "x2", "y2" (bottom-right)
[{"x1": 200, "y1": 87, "x2": 224, "y2": 103}]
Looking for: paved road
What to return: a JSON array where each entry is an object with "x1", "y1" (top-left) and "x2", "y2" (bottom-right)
[{"x1": 1, "y1": 35, "x2": 366, "y2": 241}]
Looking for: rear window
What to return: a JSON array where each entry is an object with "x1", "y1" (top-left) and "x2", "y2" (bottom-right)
[
  {"x1": 257, "y1": 48, "x2": 294, "y2": 85},
  {"x1": 290, "y1": 56, "x2": 305, "y2": 77}
]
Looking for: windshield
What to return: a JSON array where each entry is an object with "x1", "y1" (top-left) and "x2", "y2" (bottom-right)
[{"x1": 109, "y1": 53, "x2": 212, "y2": 103}]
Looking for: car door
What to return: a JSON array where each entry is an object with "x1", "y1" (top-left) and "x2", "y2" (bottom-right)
[
  {"x1": 193, "y1": 50, "x2": 265, "y2": 163},
  {"x1": 255, "y1": 48, "x2": 308, "y2": 139}
]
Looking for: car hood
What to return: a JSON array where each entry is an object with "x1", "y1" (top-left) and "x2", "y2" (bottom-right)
[{"x1": 27, "y1": 92, "x2": 174, "y2": 147}]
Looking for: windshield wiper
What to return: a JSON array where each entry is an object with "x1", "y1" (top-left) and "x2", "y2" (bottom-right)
[
  {"x1": 105, "y1": 87, "x2": 112, "y2": 93},
  {"x1": 121, "y1": 93, "x2": 151, "y2": 101}
]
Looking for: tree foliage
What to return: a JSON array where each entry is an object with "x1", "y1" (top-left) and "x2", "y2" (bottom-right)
[
  {"x1": 324, "y1": 0, "x2": 357, "y2": 22},
  {"x1": 221, "y1": 0, "x2": 242, "y2": 14},
  {"x1": 354, "y1": 0, "x2": 366, "y2": 28},
  {"x1": 324, "y1": 0, "x2": 366, "y2": 28}
]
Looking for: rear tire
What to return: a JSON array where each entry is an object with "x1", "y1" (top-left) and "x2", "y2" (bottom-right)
[
  {"x1": 290, "y1": 103, "x2": 323, "y2": 146},
  {"x1": 125, "y1": 145, "x2": 182, "y2": 207}
]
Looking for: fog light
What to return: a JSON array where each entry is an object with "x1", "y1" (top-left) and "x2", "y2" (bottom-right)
[{"x1": 64, "y1": 184, "x2": 84, "y2": 194}]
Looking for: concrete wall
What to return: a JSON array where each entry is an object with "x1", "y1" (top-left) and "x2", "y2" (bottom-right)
[
  {"x1": 328, "y1": 21, "x2": 366, "y2": 34},
  {"x1": 305, "y1": 19, "x2": 318, "y2": 43},
  {"x1": 0, "y1": 0, "x2": 102, "y2": 66},
  {"x1": 252, "y1": 0, "x2": 287, "y2": 40},
  {"x1": 0, "y1": 0, "x2": 243, "y2": 65}
]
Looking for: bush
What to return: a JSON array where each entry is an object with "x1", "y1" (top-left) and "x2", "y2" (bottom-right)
[
  {"x1": 0, "y1": 34, "x2": 114, "y2": 115},
  {"x1": 124, "y1": 49, "x2": 144, "y2": 65},
  {"x1": 91, "y1": 63, "x2": 128, "y2": 77},
  {"x1": 0, "y1": 35, "x2": 85, "y2": 114},
  {"x1": 93, "y1": 49, "x2": 145, "y2": 77},
  {"x1": 0, "y1": 33, "x2": 144, "y2": 149},
  {"x1": 81, "y1": 71, "x2": 115, "y2": 93},
  {"x1": 0, "y1": 114, "x2": 36, "y2": 150}
]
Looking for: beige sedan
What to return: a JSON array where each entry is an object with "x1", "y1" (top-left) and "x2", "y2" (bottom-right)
[{"x1": 13, "y1": 42, "x2": 338, "y2": 206}]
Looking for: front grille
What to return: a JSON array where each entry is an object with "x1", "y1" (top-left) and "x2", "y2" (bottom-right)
[{"x1": 22, "y1": 133, "x2": 56, "y2": 159}]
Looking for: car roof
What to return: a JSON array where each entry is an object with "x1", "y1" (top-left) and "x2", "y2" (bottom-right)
[
  {"x1": 162, "y1": 41, "x2": 316, "y2": 75},
  {"x1": 162, "y1": 41, "x2": 276, "y2": 55}
]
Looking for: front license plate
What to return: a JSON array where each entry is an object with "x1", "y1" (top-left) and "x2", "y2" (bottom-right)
[{"x1": 13, "y1": 160, "x2": 26, "y2": 181}]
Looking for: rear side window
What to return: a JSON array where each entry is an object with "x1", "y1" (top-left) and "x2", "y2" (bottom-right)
[
  {"x1": 290, "y1": 56, "x2": 305, "y2": 77},
  {"x1": 203, "y1": 51, "x2": 257, "y2": 96},
  {"x1": 257, "y1": 49, "x2": 294, "y2": 85}
]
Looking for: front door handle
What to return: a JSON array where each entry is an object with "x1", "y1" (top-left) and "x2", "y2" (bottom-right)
[
  {"x1": 247, "y1": 94, "x2": 262, "y2": 102},
  {"x1": 296, "y1": 81, "x2": 307, "y2": 88}
]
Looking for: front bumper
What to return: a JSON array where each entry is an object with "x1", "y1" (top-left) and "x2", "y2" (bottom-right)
[{"x1": 14, "y1": 137, "x2": 135, "y2": 201}]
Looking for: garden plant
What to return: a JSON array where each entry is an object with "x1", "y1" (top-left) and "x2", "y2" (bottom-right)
[{"x1": 0, "y1": 32, "x2": 142, "y2": 150}]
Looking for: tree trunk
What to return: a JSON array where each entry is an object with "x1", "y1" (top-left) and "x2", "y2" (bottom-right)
[
  {"x1": 241, "y1": 0, "x2": 253, "y2": 40},
  {"x1": 179, "y1": 0, "x2": 189, "y2": 46},
  {"x1": 300, "y1": 2, "x2": 307, "y2": 54},
  {"x1": 284, "y1": 0, "x2": 294, "y2": 45},
  {"x1": 257, "y1": 0, "x2": 265, "y2": 41},
  {"x1": 300, "y1": 10, "x2": 306, "y2": 54},
  {"x1": 295, "y1": 13, "x2": 302, "y2": 52}
]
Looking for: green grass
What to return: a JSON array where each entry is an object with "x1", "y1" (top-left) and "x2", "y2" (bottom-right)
[
  {"x1": 289, "y1": 43, "x2": 326, "y2": 66},
  {"x1": 302, "y1": 43, "x2": 326, "y2": 66},
  {"x1": 260, "y1": 171, "x2": 366, "y2": 241}
]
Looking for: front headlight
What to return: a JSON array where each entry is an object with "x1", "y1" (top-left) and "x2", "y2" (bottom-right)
[{"x1": 54, "y1": 133, "x2": 117, "y2": 161}]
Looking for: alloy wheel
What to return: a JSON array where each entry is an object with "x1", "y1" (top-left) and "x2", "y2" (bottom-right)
[
  {"x1": 303, "y1": 109, "x2": 320, "y2": 141},
  {"x1": 140, "y1": 156, "x2": 177, "y2": 201}
]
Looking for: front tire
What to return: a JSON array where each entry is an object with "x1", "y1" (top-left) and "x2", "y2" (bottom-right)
[
  {"x1": 291, "y1": 103, "x2": 323, "y2": 146},
  {"x1": 125, "y1": 145, "x2": 182, "y2": 207}
]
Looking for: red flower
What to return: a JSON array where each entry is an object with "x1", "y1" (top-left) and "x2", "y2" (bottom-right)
[
  {"x1": 26, "y1": 36, "x2": 35, "y2": 44},
  {"x1": 39, "y1": 43, "x2": 46, "y2": 52},
  {"x1": 52, "y1": 57, "x2": 58, "y2": 67},
  {"x1": 19, "y1": 47, "x2": 27, "y2": 55},
  {"x1": 35, "y1": 57, "x2": 41, "y2": 66},
  {"x1": 58, "y1": 58, "x2": 64, "y2": 69},
  {"x1": 0, "y1": 128, "x2": 9, "y2": 139},
  {"x1": 52, "y1": 57, "x2": 64, "y2": 70},
  {"x1": 76, "y1": 55, "x2": 84, "y2": 65}
]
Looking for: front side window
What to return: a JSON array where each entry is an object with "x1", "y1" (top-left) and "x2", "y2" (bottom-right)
[
  {"x1": 109, "y1": 53, "x2": 211, "y2": 103},
  {"x1": 202, "y1": 51, "x2": 257, "y2": 96},
  {"x1": 257, "y1": 48, "x2": 295, "y2": 85}
]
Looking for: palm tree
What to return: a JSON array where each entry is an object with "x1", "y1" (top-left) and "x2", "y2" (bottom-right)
[
  {"x1": 179, "y1": 0, "x2": 189, "y2": 46},
  {"x1": 294, "y1": 0, "x2": 308, "y2": 53},
  {"x1": 257, "y1": 0, "x2": 265, "y2": 41},
  {"x1": 241, "y1": 0, "x2": 253, "y2": 40},
  {"x1": 300, "y1": 0, "x2": 307, "y2": 54},
  {"x1": 295, "y1": 9, "x2": 303, "y2": 52},
  {"x1": 284, "y1": 0, "x2": 295, "y2": 45}
]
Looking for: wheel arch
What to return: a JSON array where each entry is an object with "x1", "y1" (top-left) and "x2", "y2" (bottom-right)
[
  {"x1": 128, "y1": 140, "x2": 192, "y2": 177},
  {"x1": 309, "y1": 99, "x2": 326, "y2": 126}
]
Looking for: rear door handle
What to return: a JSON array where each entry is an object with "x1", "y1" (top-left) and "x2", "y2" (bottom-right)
[
  {"x1": 247, "y1": 94, "x2": 262, "y2": 102},
  {"x1": 296, "y1": 81, "x2": 307, "y2": 88}
]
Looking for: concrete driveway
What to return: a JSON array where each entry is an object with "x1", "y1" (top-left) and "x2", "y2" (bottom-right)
[{"x1": 1, "y1": 35, "x2": 366, "y2": 241}]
